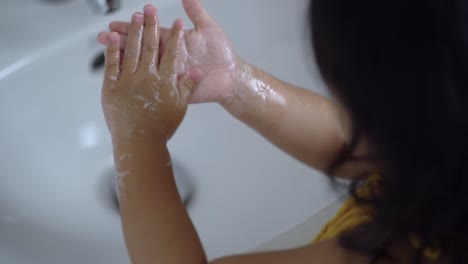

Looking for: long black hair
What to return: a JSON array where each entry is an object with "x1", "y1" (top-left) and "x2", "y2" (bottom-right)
[{"x1": 310, "y1": 0, "x2": 468, "y2": 263}]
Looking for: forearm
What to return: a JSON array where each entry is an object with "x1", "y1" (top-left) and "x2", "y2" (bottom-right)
[
  {"x1": 113, "y1": 138, "x2": 206, "y2": 264},
  {"x1": 222, "y1": 63, "x2": 348, "y2": 172}
]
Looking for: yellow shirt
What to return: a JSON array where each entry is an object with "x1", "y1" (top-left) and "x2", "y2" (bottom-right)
[
  {"x1": 313, "y1": 175, "x2": 378, "y2": 243},
  {"x1": 313, "y1": 175, "x2": 441, "y2": 261}
]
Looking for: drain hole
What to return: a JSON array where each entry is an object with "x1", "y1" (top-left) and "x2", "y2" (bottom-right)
[
  {"x1": 91, "y1": 51, "x2": 105, "y2": 72},
  {"x1": 108, "y1": 160, "x2": 195, "y2": 212}
]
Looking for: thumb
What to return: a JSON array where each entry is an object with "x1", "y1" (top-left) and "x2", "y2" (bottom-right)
[
  {"x1": 178, "y1": 69, "x2": 204, "y2": 103},
  {"x1": 182, "y1": 0, "x2": 216, "y2": 28}
]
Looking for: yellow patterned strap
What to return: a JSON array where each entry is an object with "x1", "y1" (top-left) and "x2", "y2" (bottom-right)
[
  {"x1": 312, "y1": 175, "x2": 441, "y2": 261},
  {"x1": 409, "y1": 234, "x2": 442, "y2": 261},
  {"x1": 312, "y1": 191, "x2": 374, "y2": 243},
  {"x1": 313, "y1": 175, "x2": 379, "y2": 243}
]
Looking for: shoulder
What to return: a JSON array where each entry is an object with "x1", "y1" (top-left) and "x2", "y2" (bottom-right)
[
  {"x1": 212, "y1": 238, "x2": 449, "y2": 264},
  {"x1": 211, "y1": 239, "x2": 370, "y2": 264}
]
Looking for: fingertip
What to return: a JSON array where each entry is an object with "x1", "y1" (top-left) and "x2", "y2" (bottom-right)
[
  {"x1": 173, "y1": 19, "x2": 185, "y2": 31},
  {"x1": 182, "y1": 0, "x2": 198, "y2": 11},
  {"x1": 143, "y1": 4, "x2": 157, "y2": 16},
  {"x1": 97, "y1": 32, "x2": 108, "y2": 44},
  {"x1": 182, "y1": 0, "x2": 214, "y2": 28},
  {"x1": 132, "y1": 12, "x2": 144, "y2": 23},
  {"x1": 109, "y1": 21, "x2": 118, "y2": 31},
  {"x1": 108, "y1": 32, "x2": 120, "y2": 45}
]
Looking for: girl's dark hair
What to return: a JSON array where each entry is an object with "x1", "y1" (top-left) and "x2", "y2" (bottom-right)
[{"x1": 309, "y1": 0, "x2": 468, "y2": 263}]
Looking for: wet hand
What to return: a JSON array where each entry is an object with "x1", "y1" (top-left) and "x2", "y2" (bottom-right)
[
  {"x1": 101, "y1": 10, "x2": 202, "y2": 144},
  {"x1": 98, "y1": 0, "x2": 244, "y2": 104}
]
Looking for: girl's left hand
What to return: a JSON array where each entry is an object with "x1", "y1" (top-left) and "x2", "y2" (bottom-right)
[{"x1": 101, "y1": 10, "x2": 203, "y2": 144}]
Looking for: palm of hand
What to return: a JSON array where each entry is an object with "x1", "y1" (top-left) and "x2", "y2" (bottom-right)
[
  {"x1": 100, "y1": 0, "x2": 241, "y2": 103},
  {"x1": 180, "y1": 25, "x2": 239, "y2": 103}
]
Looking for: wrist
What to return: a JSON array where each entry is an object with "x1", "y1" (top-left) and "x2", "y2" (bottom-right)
[
  {"x1": 111, "y1": 134, "x2": 168, "y2": 159},
  {"x1": 220, "y1": 61, "x2": 261, "y2": 118},
  {"x1": 112, "y1": 140, "x2": 171, "y2": 175},
  {"x1": 111, "y1": 135, "x2": 172, "y2": 201},
  {"x1": 109, "y1": 126, "x2": 171, "y2": 146},
  {"x1": 220, "y1": 60, "x2": 253, "y2": 108}
]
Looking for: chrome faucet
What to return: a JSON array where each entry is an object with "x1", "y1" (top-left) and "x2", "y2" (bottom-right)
[{"x1": 87, "y1": 0, "x2": 120, "y2": 14}]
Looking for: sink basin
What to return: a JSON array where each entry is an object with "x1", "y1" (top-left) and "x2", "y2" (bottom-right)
[{"x1": 0, "y1": 0, "x2": 344, "y2": 263}]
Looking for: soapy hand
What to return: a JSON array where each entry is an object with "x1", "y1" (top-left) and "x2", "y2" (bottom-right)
[
  {"x1": 98, "y1": 0, "x2": 243, "y2": 104},
  {"x1": 101, "y1": 7, "x2": 203, "y2": 143}
]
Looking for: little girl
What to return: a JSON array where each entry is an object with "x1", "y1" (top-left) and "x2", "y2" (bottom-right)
[{"x1": 98, "y1": 0, "x2": 468, "y2": 263}]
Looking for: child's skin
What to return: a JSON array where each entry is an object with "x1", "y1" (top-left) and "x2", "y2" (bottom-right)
[
  {"x1": 99, "y1": 1, "x2": 383, "y2": 263},
  {"x1": 99, "y1": 1, "x2": 374, "y2": 177}
]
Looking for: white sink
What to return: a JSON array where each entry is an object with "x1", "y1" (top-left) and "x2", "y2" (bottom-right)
[{"x1": 0, "y1": 0, "x2": 344, "y2": 263}]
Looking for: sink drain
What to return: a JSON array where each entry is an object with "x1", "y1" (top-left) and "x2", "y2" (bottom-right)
[
  {"x1": 91, "y1": 51, "x2": 105, "y2": 72},
  {"x1": 104, "y1": 159, "x2": 195, "y2": 212}
]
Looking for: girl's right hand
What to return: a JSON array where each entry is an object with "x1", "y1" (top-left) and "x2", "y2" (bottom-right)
[{"x1": 98, "y1": 0, "x2": 247, "y2": 104}]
